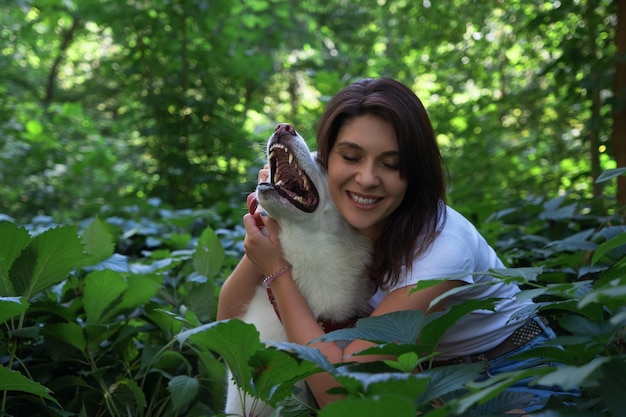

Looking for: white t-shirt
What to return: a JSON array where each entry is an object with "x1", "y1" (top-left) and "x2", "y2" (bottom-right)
[{"x1": 369, "y1": 205, "x2": 534, "y2": 360}]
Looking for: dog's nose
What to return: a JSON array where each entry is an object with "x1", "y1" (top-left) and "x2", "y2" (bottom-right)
[{"x1": 274, "y1": 123, "x2": 296, "y2": 136}]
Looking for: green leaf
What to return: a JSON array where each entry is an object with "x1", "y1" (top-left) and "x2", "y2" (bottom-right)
[
  {"x1": 0, "y1": 223, "x2": 31, "y2": 296},
  {"x1": 43, "y1": 322, "x2": 86, "y2": 353},
  {"x1": 318, "y1": 310, "x2": 435, "y2": 345},
  {"x1": 81, "y1": 216, "x2": 115, "y2": 266},
  {"x1": 267, "y1": 341, "x2": 337, "y2": 374},
  {"x1": 383, "y1": 351, "x2": 420, "y2": 373},
  {"x1": 456, "y1": 368, "x2": 552, "y2": 414},
  {"x1": 0, "y1": 366, "x2": 59, "y2": 405},
  {"x1": 578, "y1": 279, "x2": 626, "y2": 308},
  {"x1": 595, "y1": 167, "x2": 626, "y2": 183},
  {"x1": 184, "y1": 280, "x2": 216, "y2": 323},
  {"x1": 534, "y1": 357, "x2": 610, "y2": 390},
  {"x1": 177, "y1": 320, "x2": 264, "y2": 390},
  {"x1": 0, "y1": 296, "x2": 29, "y2": 325},
  {"x1": 193, "y1": 226, "x2": 224, "y2": 279},
  {"x1": 109, "y1": 378, "x2": 146, "y2": 412},
  {"x1": 102, "y1": 273, "x2": 161, "y2": 322},
  {"x1": 421, "y1": 298, "x2": 499, "y2": 349},
  {"x1": 168, "y1": 375, "x2": 199, "y2": 410},
  {"x1": 10, "y1": 226, "x2": 84, "y2": 299},
  {"x1": 419, "y1": 363, "x2": 485, "y2": 404},
  {"x1": 318, "y1": 396, "x2": 416, "y2": 417},
  {"x1": 487, "y1": 267, "x2": 543, "y2": 283},
  {"x1": 248, "y1": 348, "x2": 318, "y2": 403},
  {"x1": 591, "y1": 232, "x2": 626, "y2": 265},
  {"x1": 145, "y1": 304, "x2": 184, "y2": 335},
  {"x1": 86, "y1": 322, "x2": 124, "y2": 351},
  {"x1": 353, "y1": 342, "x2": 429, "y2": 359},
  {"x1": 83, "y1": 270, "x2": 127, "y2": 324},
  {"x1": 336, "y1": 371, "x2": 430, "y2": 400}
]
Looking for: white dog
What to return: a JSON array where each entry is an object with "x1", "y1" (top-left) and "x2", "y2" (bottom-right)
[{"x1": 224, "y1": 123, "x2": 373, "y2": 417}]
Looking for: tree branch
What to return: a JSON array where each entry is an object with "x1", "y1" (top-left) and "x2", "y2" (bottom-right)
[{"x1": 43, "y1": 15, "x2": 80, "y2": 105}]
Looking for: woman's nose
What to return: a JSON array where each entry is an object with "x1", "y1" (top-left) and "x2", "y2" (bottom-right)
[{"x1": 355, "y1": 162, "x2": 380, "y2": 187}]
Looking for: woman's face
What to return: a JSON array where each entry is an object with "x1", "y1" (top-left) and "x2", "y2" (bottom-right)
[{"x1": 327, "y1": 115, "x2": 408, "y2": 240}]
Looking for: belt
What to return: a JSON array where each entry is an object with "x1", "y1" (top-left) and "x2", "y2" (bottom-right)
[{"x1": 430, "y1": 316, "x2": 548, "y2": 368}]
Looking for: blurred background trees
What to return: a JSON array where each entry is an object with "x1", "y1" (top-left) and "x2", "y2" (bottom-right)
[{"x1": 0, "y1": 0, "x2": 621, "y2": 223}]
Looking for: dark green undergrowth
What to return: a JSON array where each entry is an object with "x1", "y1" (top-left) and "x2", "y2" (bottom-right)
[{"x1": 1, "y1": 184, "x2": 625, "y2": 416}]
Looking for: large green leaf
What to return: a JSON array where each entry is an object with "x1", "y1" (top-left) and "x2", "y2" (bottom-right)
[
  {"x1": 80, "y1": 216, "x2": 115, "y2": 267},
  {"x1": 420, "y1": 298, "x2": 499, "y2": 349},
  {"x1": 0, "y1": 366, "x2": 58, "y2": 405},
  {"x1": 168, "y1": 375, "x2": 199, "y2": 411},
  {"x1": 0, "y1": 296, "x2": 29, "y2": 325},
  {"x1": 193, "y1": 226, "x2": 224, "y2": 279},
  {"x1": 318, "y1": 310, "x2": 436, "y2": 345},
  {"x1": 177, "y1": 320, "x2": 264, "y2": 390},
  {"x1": 83, "y1": 270, "x2": 128, "y2": 324},
  {"x1": 9, "y1": 226, "x2": 84, "y2": 299},
  {"x1": 0, "y1": 223, "x2": 30, "y2": 296}
]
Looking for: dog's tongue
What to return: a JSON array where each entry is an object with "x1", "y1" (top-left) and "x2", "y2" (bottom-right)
[{"x1": 247, "y1": 192, "x2": 264, "y2": 229}]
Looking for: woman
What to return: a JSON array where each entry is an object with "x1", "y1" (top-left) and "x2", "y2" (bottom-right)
[{"x1": 217, "y1": 78, "x2": 569, "y2": 413}]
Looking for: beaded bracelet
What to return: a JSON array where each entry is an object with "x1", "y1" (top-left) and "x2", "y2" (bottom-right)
[{"x1": 262, "y1": 264, "x2": 292, "y2": 288}]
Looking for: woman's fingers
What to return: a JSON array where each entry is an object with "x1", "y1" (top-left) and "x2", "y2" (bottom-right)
[{"x1": 258, "y1": 164, "x2": 270, "y2": 183}]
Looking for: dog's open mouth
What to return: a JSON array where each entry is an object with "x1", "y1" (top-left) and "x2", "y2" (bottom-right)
[{"x1": 267, "y1": 142, "x2": 319, "y2": 213}]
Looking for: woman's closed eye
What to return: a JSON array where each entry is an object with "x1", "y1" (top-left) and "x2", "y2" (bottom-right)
[
  {"x1": 341, "y1": 153, "x2": 360, "y2": 162},
  {"x1": 380, "y1": 159, "x2": 400, "y2": 170}
]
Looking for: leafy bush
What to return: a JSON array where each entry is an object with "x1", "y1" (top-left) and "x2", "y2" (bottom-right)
[
  {"x1": 1, "y1": 189, "x2": 625, "y2": 416},
  {"x1": 0, "y1": 205, "x2": 244, "y2": 416}
]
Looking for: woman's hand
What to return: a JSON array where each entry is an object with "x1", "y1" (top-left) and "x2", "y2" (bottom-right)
[{"x1": 242, "y1": 210, "x2": 289, "y2": 278}]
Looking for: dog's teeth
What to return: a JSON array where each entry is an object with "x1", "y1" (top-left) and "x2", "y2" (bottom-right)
[
  {"x1": 288, "y1": 154, "x2": 293, "y2": 164},
  {"x1": 269, "y1": 151, "x2": 275, "y2": 159},
  {"x1": 294, "y1": 196, "x2": 303, "y2": 203},
  {"x1": 276, "y1": 180, "x2": 283, "y2": 187}
]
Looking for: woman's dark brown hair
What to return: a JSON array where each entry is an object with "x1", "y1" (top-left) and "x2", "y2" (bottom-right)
[{"x1": 316, "y1": 78, "x2": 447, "y2": 288}]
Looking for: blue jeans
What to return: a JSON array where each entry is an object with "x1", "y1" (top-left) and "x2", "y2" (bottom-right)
[{"x1": 481, "y1": 316, "x2": 580, "y2": 413}]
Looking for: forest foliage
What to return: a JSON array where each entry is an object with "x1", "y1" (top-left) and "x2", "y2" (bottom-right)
[
  {"x1": 1, "y1": 0, "x2": 625, "y2": 416},
  {"x1": 0, "y1": 0, "x2": 621, "y2": 222}
]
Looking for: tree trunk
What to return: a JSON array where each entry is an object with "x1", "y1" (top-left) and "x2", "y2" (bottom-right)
[{"x1": 613, "y1": 0, "x2": 626, "y2": 205}]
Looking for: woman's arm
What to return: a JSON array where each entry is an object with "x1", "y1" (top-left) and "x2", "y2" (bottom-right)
[
  {"x1": 217, "y1": 168, "x2": 270, "y2": 321},
  {"x1": 247, "y1": 212, "x2": 465, "y2": 408},
  {"x1": 216, "y1": 254, "x2": 263, "y2": 321}
]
